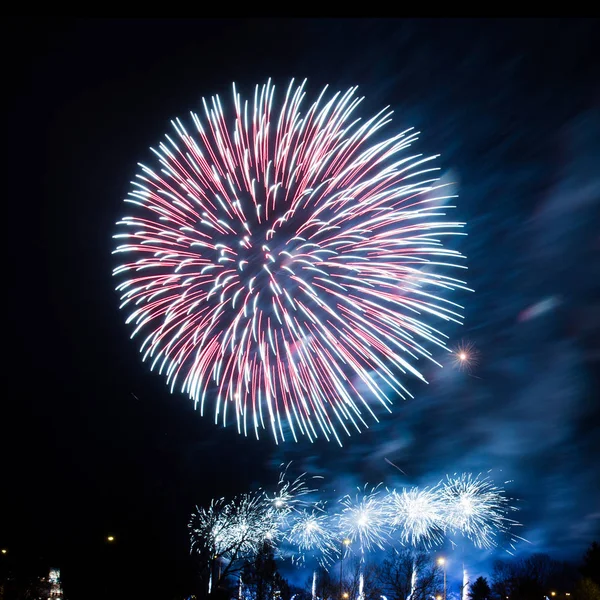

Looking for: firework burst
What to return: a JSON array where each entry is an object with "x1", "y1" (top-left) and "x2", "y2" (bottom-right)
[
  {"x1": 189, "y1": 490, "x2": 276, "y2": 561},
  {"x1": 113, "y1": 79, "x2": 470, "y2": 444},
  {"x1": 440, "y1": 473, "x2": 522, "y2": 550},
  {"x1": 451, "y1": 339, "x2": 479, "y2": 372},
  {"x1": 336, "y1": 485, "x2": 390, "y2": 552},
  {"x1": 286, "y1": 507, "x2": 338, "y2": 566},
  {"x1": 268, "y1": 463, "x2": 318, "y2": 516},
  {"x1": 386, "y1": 485, "x2": 446, "y2": 550}
]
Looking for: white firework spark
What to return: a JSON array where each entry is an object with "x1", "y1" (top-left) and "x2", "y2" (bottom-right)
[
  {"x1": 386, "y1": 485, "x2": 446, "y2": 550},
  {"x1": 286, "y1": 507, "x2": 338, "y2": 566},
  {"x1": 268, "y1": 463, "x2": 318, "y2": 515},
  {"x1": 336, "y1": 485, "x2": 390, "y2": 552},
  {"x1": 440, "y1": 473, "x2": 523, "y2": 550}
]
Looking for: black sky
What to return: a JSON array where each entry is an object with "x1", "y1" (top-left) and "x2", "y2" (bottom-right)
[{"x1": 4, "y1": 18, "x2": 599, "y2": 600}]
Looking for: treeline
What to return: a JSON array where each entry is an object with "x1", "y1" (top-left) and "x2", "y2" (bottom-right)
[{"x1": 205, "y1": 541, "x2": 599, "y2": 600}]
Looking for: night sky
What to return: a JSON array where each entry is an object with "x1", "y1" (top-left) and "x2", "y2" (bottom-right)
[{"x1": 4, "y1": 18, "x2": 599, "y2": 600}]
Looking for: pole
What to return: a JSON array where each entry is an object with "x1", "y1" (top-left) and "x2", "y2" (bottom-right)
[
  {"x1": 443, "y1": 562, "x2": 446, "y2": 600},
  {"x1": 339, "y1": 540, "x2": 344, "y2": 599}
]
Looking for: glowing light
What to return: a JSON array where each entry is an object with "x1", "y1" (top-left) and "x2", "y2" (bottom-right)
[
  {"x1": 451, "y1": 340, "x2": 479, "y2": 372},
  {"x1": 107, "y1": 536, "x2": 115, "y2": 542},
  {"x1": 113, "y1": 79, "x2": 470, "y2": 444},
  {"x1": 1, "y1": 549, "x2": 7, "y2": 554}
]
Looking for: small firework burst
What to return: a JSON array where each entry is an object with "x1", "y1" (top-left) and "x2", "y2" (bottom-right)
[
  {"x1": 451, "y1": 339, "x2": 479, "y2": 372},
  {"x1": 386, "y1": 485, "x2": 446, "y2": 550},
  {"x1": 268, "y1": 464, "x2": 317, "y2": 515},
  {"x1": 286, "y1": 507, "x2": 338, "y2": 566},
  {"x1": 336, "y1": 485, "x2": 390, "y2": 552},
  {"x1": 440, "y1": 473, "x2": 522, "y2": 550}
]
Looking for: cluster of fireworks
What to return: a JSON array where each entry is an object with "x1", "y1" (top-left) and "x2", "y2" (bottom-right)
[
  {"x1": 189, "y1": 469, "x2": 524, "y2": 573},
  {"x1": 113, "y1": 78, "x2": 471, "y2": 445}
]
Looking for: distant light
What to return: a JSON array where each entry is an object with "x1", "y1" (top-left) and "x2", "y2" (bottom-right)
[
  {"x1": 107, "y1": 536, "x2": 115, "y2": 542},
  {"x1": 1, "y1": 549, "x2": 6, "y2": 554},
  {"x1": 343, "y1": 538, "x2": 351, "y2": 546},
  {"x1": 343, "y1": 594, "x2": 349, "y2": 599},
  {"x1": 437, "y1": 596, "x2": 442, "y2": 600},
  {"x1": 437, "y1": 557, "x2": 445, "y2": 565},
  {"x1": 459, "y1": 353, "x2": 467, "y2": 360},
  {"x1": 551, "y1": 593, "x2": 556, "y2": 597}
]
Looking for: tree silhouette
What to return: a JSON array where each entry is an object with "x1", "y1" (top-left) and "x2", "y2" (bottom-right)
[
  {"x1": 377, "y1": 549, "x2": 442, "y2": 600},
  {"x1": 468, "y1": 576, "x2": 491, "y2": 600},
  {"x1": 241, "y1": 541, "x2": 290, "y2": 600},
  {"x1": 580, "y1": 542, "x2": 600, "y2": 587},
  {"x1": 573, "y1": 577, "x2": 600, "y2": 600}
]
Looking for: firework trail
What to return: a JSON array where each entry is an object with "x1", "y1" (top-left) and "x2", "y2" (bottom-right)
[{"x1": 113, "y1": 79, "x2": 470, "y2": 444}]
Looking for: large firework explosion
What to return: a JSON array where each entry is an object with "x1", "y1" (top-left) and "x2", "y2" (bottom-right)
[{"x1": 113, "y1": 79, "x2": 469, "y2": 444}]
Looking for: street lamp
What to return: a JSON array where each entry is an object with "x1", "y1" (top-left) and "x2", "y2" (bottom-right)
[
  {"x1": 340, "y1": 538, "x2": 351, "y2": 599},
  {"x1": 437, "y1": 557, "x2": 446, "y2": 600}
]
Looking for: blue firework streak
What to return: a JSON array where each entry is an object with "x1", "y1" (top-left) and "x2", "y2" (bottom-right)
[{"x1": 112, "y1": 78, "x2": 470, "y2": 444}]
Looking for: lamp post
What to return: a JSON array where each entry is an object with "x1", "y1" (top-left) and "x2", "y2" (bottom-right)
[
  {"x1": 340, "y1": 538, "x2": 351, "y2": 598},
  {"x1": 437, "y1": 558, "x2": 446, "y2": 600}
]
